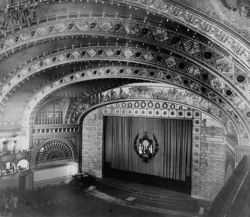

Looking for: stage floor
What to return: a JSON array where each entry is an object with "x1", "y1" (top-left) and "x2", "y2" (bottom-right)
[
  {"x1": 103, "y1": 166, "x2": 192, "y2": 194},
  {"x1": 95, "y1": 177, "x2": 210, "y2": 216}
]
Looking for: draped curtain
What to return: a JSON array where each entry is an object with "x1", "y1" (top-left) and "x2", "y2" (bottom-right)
[{"x1": 104, "y1": 116, "x2": 192, "y2": 181}]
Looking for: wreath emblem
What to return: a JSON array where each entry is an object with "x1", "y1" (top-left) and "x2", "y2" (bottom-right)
[{"x1": 134, "y1": 132, "x2": 159, "y2": 162}]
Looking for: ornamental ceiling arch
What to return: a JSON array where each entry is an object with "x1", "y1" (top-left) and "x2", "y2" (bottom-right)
[
  {"x1": 22, "y1": 66, "x2": 248, "y2": 143},
  {"x1": 30, "y1": 84, "x2": 239, "y2": 155},
  {"x1": 2, "y1": 57, "x2": 249, "y2": 129},
  {"x1": 1, "y1": 0, "x2": 249, "y2": 66},
  {"x1": 0, "y1": 2, "x2": 248, "y2": 109},
  {"x1": 0, "y1": 0, "x2": 249, "y2": 145},
  {"x1": 66, "y1": 84, "x2": 239, "y2": 135},
  {"x1": 1, "y1": 44, "x2": 249, "y2": 117},
  {"x1": 0, "y1": 13, "x2": 248, "y2": 97}
]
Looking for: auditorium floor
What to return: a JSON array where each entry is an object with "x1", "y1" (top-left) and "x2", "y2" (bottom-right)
[{"x1": 12, "y1": 185, "x2": 183, "y2": 217}]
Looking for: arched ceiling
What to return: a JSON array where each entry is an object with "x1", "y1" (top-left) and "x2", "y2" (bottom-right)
[
  {"x1": 171, "y1": 0, "x2": 250, "y2": 41},
  {"x1": 0, "y1": 0, "x2": 249, "y2": 145},
  {"x1": 22, "y1": 65, "x2": 248, "y2": 144}
]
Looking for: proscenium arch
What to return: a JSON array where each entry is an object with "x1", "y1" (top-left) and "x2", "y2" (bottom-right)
[
  {"x1": 23, "y1": 69, "x2": 246, "y2": 132},
  {"x1": 2, "y1": 0, "x2": 249, "y2": 69},
  {"x1": 30, "y1": 97, "x2": 237, "y2": 173},
  {"x1": 76, "y1": 98, "x2": 239, "y2": 146},
  {"x1": 32, "y1": 82, "x2": 240, "y2": 143},
  {"x1": 21, "y1": 66, "x2": 248, "y2": 127},
  {"x1": 78, "y1": 99, "x2": 234, "y2": 179},
  {"x1": 24, "y1": 67, "x2": 249, "y2": 146},
  {"x1": 2, "y1": 44, "x2": 248, "y2": 107}
]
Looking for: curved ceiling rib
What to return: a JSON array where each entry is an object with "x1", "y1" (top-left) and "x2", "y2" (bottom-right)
[
  {"x1": 0, "y1": 15, "x2": 248, "y2": 94},
  {"x1": 1, "y1": 45, "x2": 249, "y2": 130},
  {"x1": 22, "y1": 66, "x2": 249, "y2": 142},
  {"x1": 0, "y1": 3, "x2": 248, "y2": 123},
  {"x1": 0, "y1": 0, "x2": 248, "y2": 147},
  {"x1": 114, "y1": 0, "x2": 250, "y2": 67},
  {"x1": 0, "y1": 45, "x2": 245, "y2": 101},
  {"x1": 2, "y1": 0, "x2": 249, "y2": 68},
  {"x1": 63, "y1": 83, "x2": 239, "y2": 134},
  {"x1": 2, "y1": 43, "x2": 248, "y2": 102}
]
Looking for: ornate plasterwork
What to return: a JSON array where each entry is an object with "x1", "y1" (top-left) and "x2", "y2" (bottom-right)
[
  {"x1": 114, "y1": 0, "x2": 250, "y2": 68},
  {"x1": 32, "y1": 126, "x2": 79, "y2": 136},
  {"x1": 2, "y1": 44, "x2": 248, "y2": 98},
  {"x1": 0, "y1": 2, "x2": 37, "y2": 35},
  {"x1": 0, "y1": 16, "x2": 206, "y2": 58},
  {"x1": 1, "y1": 45, "x2": 249, "y2": 112},
  {"x1": 20, "y1": 66, "x2": 249, "y2": 142},
  {"x1": 2, "y1": 0, "x2": 248, "y2": 69},
  {"x1": 209, "y1": 0, "x2": 250, "y2": 41},
  {"x1": 65, "y1": 98, "x2": 89, "y2": 125},
  {"x1": 65, "y1": 85, "x2": 236, "y2": 134},
  {"x1": 0, "y1": 16, "x2": 248, "y2": 99},
  {"x1": 35, "y1": 139, "x2": 74, "y2": 164}
]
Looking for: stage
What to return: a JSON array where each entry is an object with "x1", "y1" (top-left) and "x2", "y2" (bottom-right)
[
  {"x1": 94, "y1": 177, "x2": 210, "y2": 216},
  {"x1": 103, "y1": 116, "x2": 193, "y2": 194}
]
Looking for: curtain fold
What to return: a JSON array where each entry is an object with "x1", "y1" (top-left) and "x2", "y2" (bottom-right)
[{"x1": 104, "y1": 116, "x2": 192, "y2": 181}]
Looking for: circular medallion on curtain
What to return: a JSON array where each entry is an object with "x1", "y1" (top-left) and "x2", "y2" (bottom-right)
[{"x1": 133, "y1": 132, "x2": 159, "y2": 162}]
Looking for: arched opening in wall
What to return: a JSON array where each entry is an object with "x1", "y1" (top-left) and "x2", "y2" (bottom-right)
[
  {"x1": 81, "y1": 100, "x2": 199, "y2": 195},
  {"x1": 36, "y1": 140, "x2": 74, "y2": 166}
]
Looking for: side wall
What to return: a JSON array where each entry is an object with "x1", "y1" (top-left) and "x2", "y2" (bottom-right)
[
  {"x1": 197, "y1": 116, "x2": 227, "y2": 200},
  {"x1": 82, "y1": 110, "x2": 103, "y2": 178}
]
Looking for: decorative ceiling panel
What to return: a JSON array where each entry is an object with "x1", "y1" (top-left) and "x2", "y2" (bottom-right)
[{"x1": 21, "y1": 66, "x2": 249, "y2": 144}]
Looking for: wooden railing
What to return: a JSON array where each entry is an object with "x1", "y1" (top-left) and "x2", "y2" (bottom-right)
[{"x1": 207, "y1": 156, "x2": 249, "y2": 217}]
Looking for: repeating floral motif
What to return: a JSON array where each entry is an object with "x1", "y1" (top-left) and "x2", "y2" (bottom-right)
[
  {"x1": 1, "y1": 0, "x2": 248, "y2": 69},
  {"x1": 1, "y1": 45, "x2": 249, "y2": 129},
  {"x1": 22, "y1": 66, "x2": 247, "y2": 142},
  {"x1": 1, "y1": 45, "x2": 245, "y2": 101},
  {"x1": 114, "y1": 0, "x2": 250, "y2": 68},
  {"x1": 0, "y1": 0, "x2": 248, "y2": 145},
  {"x1": 66, "y1": 85, "x2": 236, "y2": 133},
  {"x1": 65, "y1": 98, "x2": 90, "y2": 124},
  {"x1": 0, "y1": 16, "x2": 248, "y2": 100}
]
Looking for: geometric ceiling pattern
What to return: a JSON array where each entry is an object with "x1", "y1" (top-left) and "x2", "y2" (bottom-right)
[
  {"x1": 2, "y1": 0, "x2": 249, "y2": 67},
  {"x1": 0, "y1": 0, "x2": 249, "y2": 146},
  {"x1": 64, "y1": 84, "x2": 237, "y2": 133},
  {"x1": 0, "y1": 15, "x2": 248, "y2": 100},
  {"x1": 22, "y1": 66, "x2": 248, "y2": 142},
  {"x1": 1, "y1": 44, "x2": 247, "y2": 106}
]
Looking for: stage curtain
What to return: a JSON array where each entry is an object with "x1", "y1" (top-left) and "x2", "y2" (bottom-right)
[
  {"x1": 163, "y1": 119, "x2": 192, "y2": 181},
  {"x1": 104, "y1": 116, "x2": 192, "y2": 181}
]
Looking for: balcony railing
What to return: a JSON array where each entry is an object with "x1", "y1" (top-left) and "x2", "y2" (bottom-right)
[{"x1": 207, "y1": 155, "x2": 250, "y2": 217}]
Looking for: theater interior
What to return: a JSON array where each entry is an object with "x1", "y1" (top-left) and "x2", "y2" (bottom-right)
[{"x1": 0, "y1": 0, "x2": 249, "y2": 216}]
